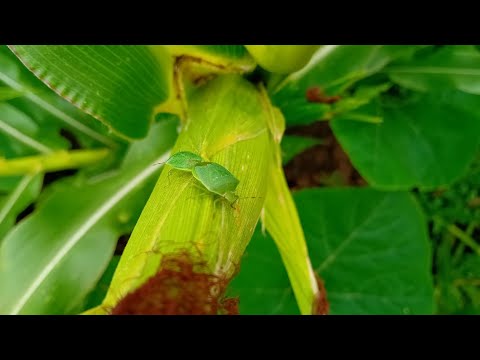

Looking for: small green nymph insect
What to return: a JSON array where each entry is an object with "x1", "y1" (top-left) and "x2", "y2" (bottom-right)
[
  {"x1": 163, "y1": 151, "x2": 240, "y2": 206},
  {"x1": 192, "y1": 162, "x2": 240, "y2": 205},
  {"x1": 165, "y1": 151, "x2": 203, "y2": 172}
]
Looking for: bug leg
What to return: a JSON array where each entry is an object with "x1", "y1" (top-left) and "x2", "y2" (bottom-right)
[
  {"x1": 166, "y1": 168, "x2": 174, "y2": 186},
  {"x1": 230, "y1": 197, "x2": 239, "y2": 209},
  {"x1": 213, "y1": 196, "x2": 225, "y2": 210}
]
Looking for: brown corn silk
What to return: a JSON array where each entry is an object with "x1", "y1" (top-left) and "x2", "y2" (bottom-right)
[{"x1": 112, "y1": 253, "x2": 238, "y2": 315}]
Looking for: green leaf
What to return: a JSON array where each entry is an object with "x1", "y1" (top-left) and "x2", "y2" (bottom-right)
[
  {"x1": 0, "y1": 46, "x2": 117, "y2": 147},
  {"x1": 0, "y1": 119, "x2": 178, "y2": 314},
  {"x1": 0, "y1": 102, "x2": 69, "y2": 157},
  {"x1": 332, "y1": 90, "x2": 480, "y2": 190},
  {"x1": 229, "y1": 228, "x2": 300, "y2": 315},
  {"x1": 274, "y1": 45, "x2": 420, "y2": 95},
  {"x1": 10, "y1": 45, "x2": 173, "y2": 140},
  {"x1": 82, "y1": 255, "x2": 121, "y2": 311},
  {"x1": 387, "y1": 46, "x2": 480, "y2": 94},
  {"x1": 281, "y1": 135, "x2": 321, "y2": 165},
  {"x1": 0, "y1": 87, "x2": 23, "y2": 101},
  {"x1": 331, "y1": 83, "x2": 392, "y2": 120},
  {"x1": 277, "y1": 99, "x2": 331, "y2": 127},
  {"x1": 232, "y1": 188, "x2": 435, "y2": 314},
  {"x1": 296, "y1": 188, "x2": 434, "y2": 314},
  {"x1": 0, "y1": 173, "x2": 42, "y2": 240},
  {"x1": 271, "y1": 46, "x2": 420, "y2": 126}
]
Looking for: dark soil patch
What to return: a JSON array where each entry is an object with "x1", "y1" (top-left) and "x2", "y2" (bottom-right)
[{"x1": 284, "y1": 121, "x2": 366, "y2": 190}]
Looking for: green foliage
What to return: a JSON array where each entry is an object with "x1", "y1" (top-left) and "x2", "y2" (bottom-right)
[
  {"x1": 418, "y1": 156, "x2": 480, "y2": 226},
  {"x1": 0, "y1": 120, "x2": 178, "y2": 314},
  {"x1": 332, "y1": 89, "x2": 480, "y2": 190},
  {"x1": 281, "y1": 135, "x2": 321, "y2": 165},
  {"x1": 0, "y1": 173, "x2": 42, "y2": 239},
  {"x1": 10, "y1": 45, "x2": 172, "y2": 139},
  {"x1": 417, "y1": 155, "x2": 480, "y2": 314},
  {"x1": 387, "y1": 45, "x2": 480, "y2": 94},
  {"x1": 232, "y1": 188, "x2": 434, "y2": 314},
  {"x1": 1, "y1": 45, "x2": 478, "y2": 315}
]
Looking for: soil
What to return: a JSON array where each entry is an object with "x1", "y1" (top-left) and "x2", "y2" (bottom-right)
[{"x1": 284, "y1": 121, "x2": 366, "y2": 190}]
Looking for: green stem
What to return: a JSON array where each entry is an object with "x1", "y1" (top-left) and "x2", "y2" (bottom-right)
[
  {"x1": 453, "y1": 278, "x2": 480, "y2": 287},
  {"x1": 441, "y1": 220, "x2": 480, "y2": 256},
  {"x1": 259, "y1": 85, "x2": 320, "y2": 315},
  {"x1": 0, "y1": 149, "x2": 110, "y2": 176},
  {"x1": 466, "y1": 221, "x2": 477, "y2": 236}
]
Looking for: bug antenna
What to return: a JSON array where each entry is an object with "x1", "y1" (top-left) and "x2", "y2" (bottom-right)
[{"x1": 152, "y1": 159, "x2": 168, "y2": 167}]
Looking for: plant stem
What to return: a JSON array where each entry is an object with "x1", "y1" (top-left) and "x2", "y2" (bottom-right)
[
  {"x1": 259, "y1": 84, "x2": 320, "y2": 315},
  {"x1": 445, "y1": 222, "x2": 480, "y2": 256},
  {"x1": 0, "y1": 149, "x2": 110, "y2": 176},
  {"x1": 453, "y1": 278, "x2": 480, "y2": 287},
  {"x1": 466, "y1": 221, "x2": 477, "y2": 236}
]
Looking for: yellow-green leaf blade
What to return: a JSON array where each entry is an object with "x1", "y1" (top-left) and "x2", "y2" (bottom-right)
[{"x1": 101, "y1": 75, "x2": 271, "y2": 311}]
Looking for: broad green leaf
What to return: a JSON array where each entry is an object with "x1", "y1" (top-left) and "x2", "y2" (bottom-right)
[
  {"x1": 387, "y1": 46, "x2": 480, "y2": 94},
  {"x1": 271, "y1": 46, "x2": 420, "y2": 126},
  {"x1": 281, "y1": 135, "x2": 321, "y2": 165},
  {"x1": 297, "y1": 188, "x2": 434, "y2": 314},
  {"x1": 10, "y1": 45, "x2": 173, "y2": 140},
  {"x1": 232, "y1": 188, "x2": 434, "y2": 314},
  {"x1": 0, "y1": 173, "x2": 42, "y2": 240},
  {"x1": 0, "y1": 46, "x2": 117, "y2": 147},
  {"x1": 0, "y1": 119, "x2": 178, "y2": 314},
  {"x1": 332, "y1": 90, "x2": 480, "y2": 190},
  {"x1": 229, "y1": 228, "x2": 300, "y2": 315}
]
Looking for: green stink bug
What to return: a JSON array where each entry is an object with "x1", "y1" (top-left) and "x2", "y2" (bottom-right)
[
  {"x1": 161, "y1": 151, "x2": 243, "y2": 207},
  {"x1": 165, "y1": 151, "x2": 203, "y2": 172},
  {"x1": 192, "y1": 162, "x2": 240, "y2": 205}
]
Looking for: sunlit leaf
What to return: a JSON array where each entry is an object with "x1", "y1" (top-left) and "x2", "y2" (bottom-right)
[
  {"x1": 10, "y1": 45, "x2": 172, "y2": 139},
  {"x1": 0, "y1": 119, "x2": 178, "y2": 314}
]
